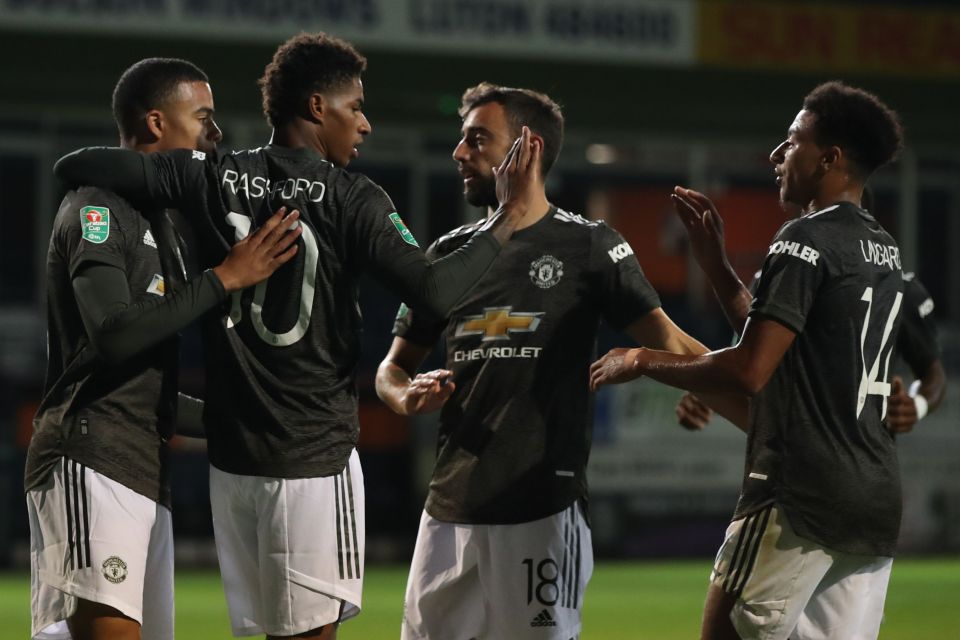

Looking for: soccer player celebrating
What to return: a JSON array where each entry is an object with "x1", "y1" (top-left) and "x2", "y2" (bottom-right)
[
  {"x1": 28, "y1": 59, "x2": 299, "y2": 640},
  {"x1": 591, "y1": 81, "x2": 906, "y2": 640},
  {"x1": 375, "y1": 83, "x2": 729, "y2": 639},
  {"x1": 53, "y1": 35, "x2": 538, "y2": 639}
]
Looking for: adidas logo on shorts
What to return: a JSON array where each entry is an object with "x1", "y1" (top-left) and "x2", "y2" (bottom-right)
[{"x1": 530, "y1": 608, "x2": 557, "y2": 627}]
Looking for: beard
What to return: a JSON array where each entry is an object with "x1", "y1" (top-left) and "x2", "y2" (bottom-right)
[{"x1": 464, "y1": 173, "x2": 498, "y2": 209}]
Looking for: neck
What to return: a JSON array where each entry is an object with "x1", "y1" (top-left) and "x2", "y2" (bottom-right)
[
  {"x1": 271, "y1": 119, "x2": 326, "y2": 156},
  {"x1": 805, "y1": 174, "x2": 864, "y2": 215},
  {"x1": 486, "y1": 189, "x2": 551, "y2": 230}
]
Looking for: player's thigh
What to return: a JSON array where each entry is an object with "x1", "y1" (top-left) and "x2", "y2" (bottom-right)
[
  {"x1": 402, "y1": 512, "x2": 483, "y2": 640},
  {"x1": 28, "y1": 457, "x2": 166, "y2": 636},
  {"x1": 210, "y1": 464, "x2": 265, "y2": 635},
  {"x1": 794, "y1": 555, "x2": 892, "y2": 640},
  {"x1": 481, "y1": 501, "x2": 593, "y2": 640},
  {"x1": 256, "y1": 450, "x2": 365, "y2": 636},
  {"x1": 709, "y1": 505, "x2": 831, "y2": 640}
]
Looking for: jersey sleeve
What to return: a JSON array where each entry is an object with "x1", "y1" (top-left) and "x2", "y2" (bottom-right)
[
  {"x1": 144, "y1": 148, "x2": 213, "y2": 210},
  {"x1": 897, "y1": 275, "x2": 940, "y2": 376},
  {"x1": 749, "y1": 219, "x2": 826, "y2": 333},
  {"x1": 54, "y1": 146, "x2": 211, "y2": 211},
  {"x1": 344, "y1": 177, "x2": 501, "y2": 317},
  {"x1": 392, "y1": 238, "x2": 448, "y2": 347},
  {"x1": 590, "y1": 223, "x2": 661, "y2": 330},
  {"x1": 58, "y1": 189, "x2": 133, "y2": 277}
]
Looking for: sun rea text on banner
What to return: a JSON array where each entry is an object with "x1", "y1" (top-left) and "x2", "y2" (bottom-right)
[{"x1": 698, "y1": 1, "x2": 960, "y2": 77}]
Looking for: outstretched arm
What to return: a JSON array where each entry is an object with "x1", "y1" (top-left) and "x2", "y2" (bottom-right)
[
  {"x1": 593, "y1": 316, "x2": 795, "y2": 399},
  {"x1": 375, "y1": 337, "x2": 453, "y2": 416},
  {"x1": 55, "y1": 147, "x2": 161, "y2": 205},
  {"x1": 75, "y1": 208, "x2": 301, "y2": 364},
  {"x1": 671, "y1": 186, "x2": 754, "y2": 332},
  {"x1": 623, "y1": 308, "x2": 749, "y2": 430}
]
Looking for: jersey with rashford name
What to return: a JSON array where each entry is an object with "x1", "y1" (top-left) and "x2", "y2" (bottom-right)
[
  {"x1": 394, "y1": 208, "x2": 661, "y2": 524},
  {"x1": 738, "y1": 202, "x2": 903, "y2": 557},
  {"x1": 145, "y1": 145, "x2": 500, "y2": 478},
  {"x1": 26, "y1": 187, "x2": 183, "y2": 507}
]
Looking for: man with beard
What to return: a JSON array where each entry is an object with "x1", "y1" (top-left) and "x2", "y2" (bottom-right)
[{"x1": 375, "y1": 83, "x2": 736, "y2": 640}]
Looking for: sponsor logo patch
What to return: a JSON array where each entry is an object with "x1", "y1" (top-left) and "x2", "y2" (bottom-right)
[
  {"x1": 530, "y1": 608, "x2": 557, "y2": 627},
  {"x1": 191, "y1": 150, "x2": 206, "y2": 161},
  {"x1": 147, "y1": 274, "x2": 165, "y2": 296},
  {"x1": 455, "y1": 307, "x2": 543, "y2": 341},
  {"x1": 102, "y1": 556, "x2": 128, "y2": 584},
  {"x1": 388, "y1": 212, "x2": 419, "y2": 247},
  {"x1": 607, "y1": 241, "x2": 634, "y2": 263},
  {"x1": 529, "y1": 255, "x2": 563, "y2": 289},
  {"x1": 80, "y1": 206, "x2": 110, "y2": 244},
  {"x1": 143, "y1": 229, "x2": 157, "y2": 248}
]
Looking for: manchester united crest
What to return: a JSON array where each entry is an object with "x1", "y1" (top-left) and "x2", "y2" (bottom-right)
[
  {"x1": 102, "y1": 556, "x2": 128, "y2": 584},
  {"x1": 529, "y1": 255, "x2": 563, "y2": 289}
]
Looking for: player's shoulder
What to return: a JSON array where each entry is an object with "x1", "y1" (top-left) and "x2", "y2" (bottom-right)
[
  {"x1": 433, "y1": 218, "x2": 487, "y2": 251},
  {"x1": 56, "y1": 187, "x2": 139, "y2": 227},
  {"x1": 551, "y1": 207, "x2": 602, "y2": 231}
]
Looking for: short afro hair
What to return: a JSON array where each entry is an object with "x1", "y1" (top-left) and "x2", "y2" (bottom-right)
[
  {"x1": 459, "y1": 82, "x2": 564, "y2": 177},
  {"x1": 112, "y1": 58, "x2": 209, "y2": 139},
  {"x1": 259, "y1": 32, "x2": 367, "y2": 128},
  {"x1": 802, "y1": 81, "x2": 904, "y2": 177}
]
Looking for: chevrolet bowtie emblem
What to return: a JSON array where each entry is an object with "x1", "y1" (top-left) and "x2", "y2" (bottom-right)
[{"x1": 455, "y1": 307, "x2": 544, "y2": 341}]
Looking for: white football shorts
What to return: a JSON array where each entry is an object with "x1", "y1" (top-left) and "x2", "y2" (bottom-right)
[
  {"x1": 209, "y1": 449, "x2": 365, "y2": 637},
  {"x1": 402, "y1": 501, "x2": 593, "y2": 640},
  {"x1": 711, "y1": 504, "x2": 892, "y2": 640},
  {"x1": 27, "y1": 456, "x2": 174, "y2": 640}
]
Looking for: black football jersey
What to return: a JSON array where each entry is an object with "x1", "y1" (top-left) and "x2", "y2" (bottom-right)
[
  {"x1": 394, "y1": 208, "x2": 661, "y2": 524},
  {"x1": 896, "y1": 273, "x2": 939, "y2": 377},
  {"x1": 143, "y1": 145, "x2": 500, "y2": 478},
  {"x1": 26, "y1": 187, "x2": 183, "y2": 506},
  {"x1": 738, "y1": 202, "x2": 903, "y2": 556}
]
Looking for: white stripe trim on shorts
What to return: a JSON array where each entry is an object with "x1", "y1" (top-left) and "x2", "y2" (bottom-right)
[
  {"x1": 723, "y1": 506, "x2": 772, "y2": 597},
  {"x1": 63, "y1": 458, "x2": 92, "y2": 571}
]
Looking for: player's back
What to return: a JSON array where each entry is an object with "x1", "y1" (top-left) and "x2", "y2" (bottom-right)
[
  {"x1": 739, "y1": 202, "x2": 904, "y2": 557},
  {"x1": 164, "y1": 145, "x2": 417, "y2": 478}
]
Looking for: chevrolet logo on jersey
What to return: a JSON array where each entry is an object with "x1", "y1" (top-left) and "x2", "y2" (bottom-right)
[{"x1": 455, "y1": 307, "x2": 543, "y2": 342}]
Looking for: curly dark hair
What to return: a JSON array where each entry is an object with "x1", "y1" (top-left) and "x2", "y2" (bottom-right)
[
  {"x1": 112, "y1": 58, "x2": 209, "y2": 139},
  {"x1": 459, "y1": 82, "x2": 564, "y2": 177},
  {"x1": 803, "y1": 81, "x2": 904, "y2": 178},
  {"x1": 259, "y1": 32, "x2": 367, "y2": 128}
]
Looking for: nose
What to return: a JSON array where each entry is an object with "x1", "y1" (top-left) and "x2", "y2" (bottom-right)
[
  {"x1": 209, "y1": 119, "x2": 224, "y2": 143},
  {"x1": 770, "y1": 141, "x2": 786, "y2": 165},
  {"x1": 359, "y1": 113, "x2": 372, "y2": 136},
  {"x1": 452, "y1": 138, "x2": 468, "y2": 163}
]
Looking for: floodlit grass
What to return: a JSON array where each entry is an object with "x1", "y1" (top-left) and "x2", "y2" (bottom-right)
[{"x1": 1, "y1": 558, "x2": 957, "y2": 638}]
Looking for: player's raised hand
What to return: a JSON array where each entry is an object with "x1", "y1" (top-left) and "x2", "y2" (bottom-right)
[
  {"x1": 494, "y1": 125, "x2": 542, "y2": 214},
  {"x1": 676, "y1": 392, "x2": 713, "y2": 431},
  {"x1": 885, "y1": 376, "x2": 919, "y2": 434},
  {"x1": 590, "y1": 347, "x2": 644, "y2": 391},
  {"x1": 671, "y1": 186, "x2": 730, "y2": 276},
  {"x1": 214, "y1": 207, "x2": 302, "y2": 292},
  {"x1": 403, "y1": 369, "x2": 456, "y2": 415}
]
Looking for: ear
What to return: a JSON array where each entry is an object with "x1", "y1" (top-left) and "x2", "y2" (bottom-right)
[
  {"x1": 821, "y1": 145, "x2": 842, "y2": 170},
  {"x1": 144, "y1": 109, "x2": 164, "y2": 140},
  {"x1": 307, "y1": 93, "x2": 325, "y2": 123}
]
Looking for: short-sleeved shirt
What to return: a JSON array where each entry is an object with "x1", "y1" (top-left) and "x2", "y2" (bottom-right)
[
  {"x1": 748, "y1": 270, "x2": 937, "y2": 375},
  {"x1": 394, "y1": 208, "x2": 661, "y2": 524},
  {"x1": 26, "y1": 187, "x2": 183, "y2": 507},
  {"x1": 145, "y1": 145, "x2": 498, "y2": 478},
  {"x1": 897, "y1": 273, "x2": 939, "y2": 376},
  {"x1": 737, "y1": 202, "x2": 903, "y2": 557}
]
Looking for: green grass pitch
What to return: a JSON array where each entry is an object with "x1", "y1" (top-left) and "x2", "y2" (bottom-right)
[{"x1": 2, "y1": 558, "x2": 957, "y2": 638}]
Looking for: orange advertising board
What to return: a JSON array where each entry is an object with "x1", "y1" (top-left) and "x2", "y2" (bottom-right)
[{"x1": 699, "y1": 1, "x2": 960, "y2": 77}]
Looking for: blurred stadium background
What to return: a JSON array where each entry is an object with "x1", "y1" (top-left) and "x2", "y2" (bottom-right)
[{"x1": 1, "y1": 0, "x2": 958, "y2": 637}]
